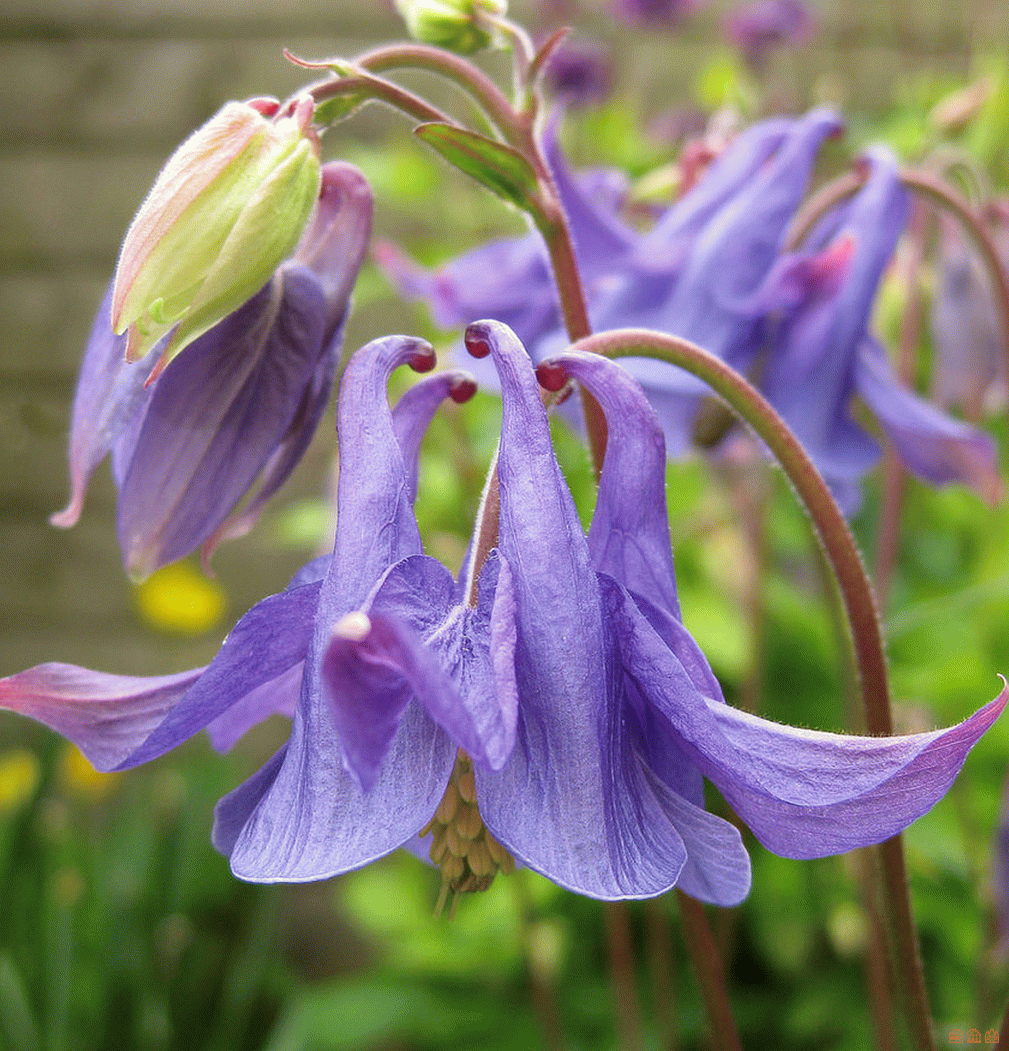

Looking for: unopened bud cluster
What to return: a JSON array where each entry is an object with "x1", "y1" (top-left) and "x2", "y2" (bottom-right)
[{"x1": 420, "y1": 752, "x2": 514, "y2": 913}]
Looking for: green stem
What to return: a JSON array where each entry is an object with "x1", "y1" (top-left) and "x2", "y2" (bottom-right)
[{"x1": 569, "y1": 328, "x2": 936, "y2": 1051}]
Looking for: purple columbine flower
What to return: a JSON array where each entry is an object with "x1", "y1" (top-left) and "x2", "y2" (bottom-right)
[
  {"x1": 760, "y1": 150, "x2": 1000, "y2": 512},
  {"x1": 541, "y1": 38, "x2": 614, "y2": 109},
  {"x1": 932, "y1": 215, "x2": 1007, "y2": 415},
  {"x1": 51, "y1": 163, "x2": 373, "y2": 578},
  {"x1": 610, "y1": 0, "x2": 703, "y2": 28},
  {"x1": 725, "y1": 0, "x2": 814, "y2": 68},
  {"x1": 2, "y1": 321, "x2": 1005, "y2": 903}
]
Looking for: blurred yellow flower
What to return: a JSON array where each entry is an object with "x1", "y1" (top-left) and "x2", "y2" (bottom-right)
[
  {"x1": 0, "y1": 749, "x2": 40, "y2": 818},
  {"x1": 134, "y1": 562, "x2": 227, "y2": 635},
  {"x1": 58, "y1": 744, "x2": 120, "y2": 801}
]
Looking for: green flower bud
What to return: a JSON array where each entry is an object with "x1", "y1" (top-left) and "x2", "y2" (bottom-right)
[
  {"x1": 112, "y1": 96, "x2": 322, "y2": 371},
  {"x1": 393, "y1": 0, "x2": 507, "y2": 55}
]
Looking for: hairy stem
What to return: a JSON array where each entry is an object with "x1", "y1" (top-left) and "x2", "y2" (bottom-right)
[
  {"x1": 875, "y1": 199, "x2": 928, "y2": 609},
  {"x1": 308, "y1": 72, "x2": 455, "y2": 126},
  {"x1": 675, "y1": 892, "x2": 742, "y2": 1051},
  {"x1": 572, "y1": 328, "x2": 935, "y2": 1051}
]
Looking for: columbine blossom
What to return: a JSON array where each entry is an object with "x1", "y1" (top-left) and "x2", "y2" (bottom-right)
[
  {"x1": 2, "y1": 321, "x2": 1004, "y2": 903},
  {"x1": 760, "y1": 150, "x2": 1000, "y2": 512},
  {"x1": 52, "y1": 162, "x2": 373, "y2": 579},
  {"x1": 385, "y1": 110, "x2": 1000, "y2": 508},
  {"x1": 932, "y1": 215, "x2": 1007, "y2": 414},
  {"x1": 724, "y1": 0, "x2": 813, "y2": 68}
]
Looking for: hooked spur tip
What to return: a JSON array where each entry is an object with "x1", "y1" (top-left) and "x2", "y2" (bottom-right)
[
  {"x1": 535, "y1": 359, "x2": 569, "y2": 392},
  {"x1": 449, "y1": 375, "x2": 478, "y2": 404},
  {"x1": 464, "y1": 323, "x2": 493, "y2": 359},
  {"x1": 333, "y1": 611, "x2": 371, "y2": 642},
  {"x1": 407, "y1": 341, "x2": 436, "y2": 373}
]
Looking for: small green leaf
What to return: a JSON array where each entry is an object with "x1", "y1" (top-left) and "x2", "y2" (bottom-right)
[{"x1": 414, "y1": 123, "x2": 541, "y2": 215}]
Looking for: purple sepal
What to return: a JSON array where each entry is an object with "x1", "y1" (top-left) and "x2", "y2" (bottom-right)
[
  {"x1": 0, "y1": 663, "x2": 203, "y2": 772},
  {"x1": 856, "y1": 338, "x2": 1002, "y2": 503},
  {"x1": 116, "y1": 266, "x2": 330, "y2": 577}
]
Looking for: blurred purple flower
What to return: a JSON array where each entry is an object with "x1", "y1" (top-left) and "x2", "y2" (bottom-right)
[
  {"x1": 3, "y1": 321, "x2": 1005, "y2": 902},
  {"x1": 725, "y1": 0, "x2": 814, "y2": 67},
  {"x1": 541, "y1": 38, "x2": 613, "y2": 108},
  {"x1": 611, "y1": 0, "x2": 702, "y2": 28},
  {"x1": 932, "y1": 215, "x2": 1007, "y2": 414},
  {"x1": 386, "y1": 107, "x2": 999, "y2": 510},
  {"x1": 52, "y1": 163, "x2": 373, "y2": 578},
  {"x1": 760, "y1": 150, "x2": 1000, "y2": 511}
]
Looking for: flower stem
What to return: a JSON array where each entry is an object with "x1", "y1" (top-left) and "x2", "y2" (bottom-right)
[
  {"x1": 874, "y1": 199, "x2": 928, "y2": 610},
  {"x1": 675, "y1": 892, "x2": 742, "y2": 1051},
  {"x1": 603, "y1": 902, "x2": 644, "y2": 1051},
  {"x1": 308, "y1": 71, "x2": 455, "y2": 126},
  {"x1": 573, "y1": 328, "x2": 936, "y2": 1051},
  {"x1": 354, "y1": 41, "x2": 519, "y2": 137},
  {"x1": 518, "y1": 127, "x2": 609, "y2": 475}
]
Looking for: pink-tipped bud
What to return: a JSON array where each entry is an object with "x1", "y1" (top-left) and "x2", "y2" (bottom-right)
[{"x1": 112, "y1": 97, "x2": 322, "y2": 371}]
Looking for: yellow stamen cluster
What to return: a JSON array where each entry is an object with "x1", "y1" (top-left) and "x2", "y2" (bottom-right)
[{"x1": 420, "y1": 752, "x2": 514, "y2": 915}]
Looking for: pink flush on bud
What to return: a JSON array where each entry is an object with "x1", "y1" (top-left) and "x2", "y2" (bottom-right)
[{"x1": 112, "y1": 96, "x2": 322, "y2": 373}]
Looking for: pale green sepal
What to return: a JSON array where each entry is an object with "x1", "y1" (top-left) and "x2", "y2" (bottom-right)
[
  {"x1": 154, "y1": 140, "x2": 323, "y2": 370},
  {"x1": 114, "y1": 99, "x2": 322, "y2": 363}
]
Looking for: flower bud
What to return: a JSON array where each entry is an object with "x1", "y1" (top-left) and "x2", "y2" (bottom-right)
[
  {"x1": 112, "y1": 96, "x2": 322, "y2": 372},
  {"x1": 393, "y1": 0, "x2": 507, "y2": 55}
]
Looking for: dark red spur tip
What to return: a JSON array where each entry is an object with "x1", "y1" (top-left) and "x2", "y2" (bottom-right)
[
  {"x1": 536, "y1": 360, "x2": 569, "y2": 392},
  {"x1": 464, "y1": 324, "x2": 493, "y2": 359},
  {"x1": 449, "y1": 376, "x2": 478, "y2": 404},
  {"x1": 408, "y1": 343, "x2": 437, "y2": 373}
]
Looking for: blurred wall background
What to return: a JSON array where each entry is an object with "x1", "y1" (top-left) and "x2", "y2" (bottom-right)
[{"x1": 1, "y1": 0, "x2": 1006, "y2": 678}]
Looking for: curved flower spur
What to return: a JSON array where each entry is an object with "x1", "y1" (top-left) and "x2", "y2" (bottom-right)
[{"x1": 1, "y1": 322, "x2": 1005, "y2": 908}]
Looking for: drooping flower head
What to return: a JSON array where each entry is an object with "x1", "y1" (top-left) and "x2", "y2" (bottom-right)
[
  {"x1": 4, "y1": 322, "x2": 1005, "y2": 905},
  {"x1": 113, "y1": 96, "x2": 322, "y2": 373},
  {"x1": 760, "y1": 149, "x2": 1000, "y2": 512},
  {"x1": 53, "y1": 162, "x2": 374, "y2": 578},
  {"x1": 931, "y1": 214, "x2": 1007, "y2": 415}
]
